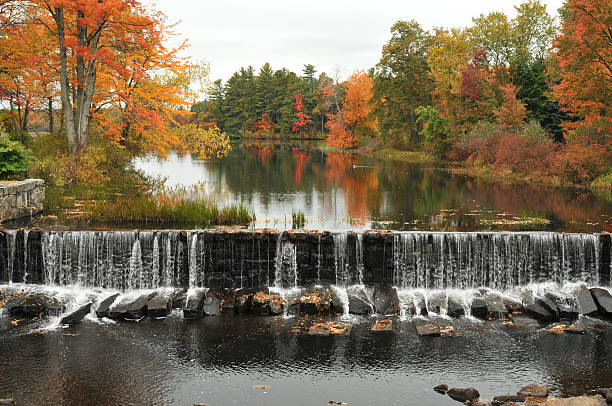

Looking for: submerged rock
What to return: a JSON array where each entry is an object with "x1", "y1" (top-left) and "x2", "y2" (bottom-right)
[
  {"x1": 183, "y1": 289, "x2": 206, "y2": 319},
  {"x1": 252, "y1": 291, "x2": 285, "y2": 315},
  {"x1": 509, "y1": 315, "x2": 541, "y2": 329},
  {"x1": 95, "y1": 293, "x2": 119, "y2": 318},
  {"x1": 471, "y1": 298, "x2": 488, "y2": 320},
  {"x1": 60, "y1": 302, "x2": 92, "y2": 326},
  {"x1": 518, "y1": 384, "x2": 548, "y2": 398},
  {"x1": 493, "y1": 395, "x2": 527, "y2": 402},
  {"x1": 298, "y1": 287, "x2": 333, "y2": 315},
  {"x1": 559, "y1": 305, "x2": 580, "y2": 321},
  {"x1": 590, "y1": 288, "x2": 612, "y2": 318},
  {"x1": 108, "y1": 292, "x2": 157, "y2": 320},
  {"x1": 416, "y1": 323, "x2": 441, "y2": 337},
  {"x1": 433, "y1": 384, "x2": 449, "y2": 394},
  {"x1": 525, "y1": 303, "x2": 554, "y2": 322},
  {"x1": 544, "y1": 395, "x2": 606, "y2": 405},
  {"x1": 308, "y1": 322, "x2": 350, "y2": 336},
  {"x1": 171, "y1": 289, "x2": 187, "y2": 309},
  {"x1": 447, "y1": 387, "x2": 480, "y2": 403},
  {"x1": 371, "y1": 319, "x2": 392, "y2": 332}
]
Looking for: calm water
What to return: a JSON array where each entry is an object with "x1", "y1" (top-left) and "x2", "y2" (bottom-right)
[
  {"x1": 135, "y1": 142, "x2": 612, "y2": 232},
  {"x1": 1, "y1": 314, "x2": 611, "y2": 405}
]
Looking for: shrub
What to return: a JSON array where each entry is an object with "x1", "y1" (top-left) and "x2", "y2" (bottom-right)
[
  {"x1": 522, "y1": 119, "x2": 552, "y2": 145},
  {"x1": 0, "y1": 136, "x2": 33, "y2": 179},
  {"x1": 493, "y1": 133, "x2": 559, "y2": 175},
  {"x1": 557, "y1": 136, "x2": 610, "y2": 183},
  {"x1": 451, "y1": 120, "x2": 502, "y2": 163}
]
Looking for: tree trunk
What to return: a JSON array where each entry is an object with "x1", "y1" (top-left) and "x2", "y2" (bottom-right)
[
  {"x1": 48, "y1": 98, "x2": 54, "y2": 134},
  {"x1": 53, "y1": 7, "x2": 77, "y2": 153},
  {"x1": 21, "y1": 101, "x2": 29, "y2": 133}
]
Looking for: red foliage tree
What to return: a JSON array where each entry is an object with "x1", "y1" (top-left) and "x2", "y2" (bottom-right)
[{"x1": 291, "y1": 93, "x2": 312, "y2": 134}]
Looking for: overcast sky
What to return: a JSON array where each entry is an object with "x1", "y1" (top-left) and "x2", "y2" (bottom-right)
[{"x1": 155, "y1": 0, "x2": 565, "y2": 82}]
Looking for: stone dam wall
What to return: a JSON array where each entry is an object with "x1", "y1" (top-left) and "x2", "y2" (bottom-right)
[
  {"x1": 0, "y1": 229, "x2": 610, "y2": 290},
  {"x1": 0, "y1": 180, "x2": 44, "y2": 223}
]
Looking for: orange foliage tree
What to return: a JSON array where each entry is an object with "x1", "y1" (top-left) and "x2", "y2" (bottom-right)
[
  {"x1": 326, "y1": 71, "x2": 377, "y2": 148},
  {"x1": 494, "y1": 83, "x2": 526, "y2": 131},
  {"x1": 553, "y1": 0, "x2": 612, "y2": 141},
  {"x1": 8, "y1": 0, "x2": 205, "y2": 157}
]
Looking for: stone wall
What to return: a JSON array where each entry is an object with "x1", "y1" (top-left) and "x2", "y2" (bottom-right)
[{"x1": 0, "y1": 179, "x2": 44, "y2": 223}]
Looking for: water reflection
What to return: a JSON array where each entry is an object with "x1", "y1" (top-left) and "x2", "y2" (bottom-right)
[
  {"x1": 1, "y1": 316, "x2": 611, "y2": 405},
  {"x1": 134, "y1": 142, "x2": 612, "y2": 232}
]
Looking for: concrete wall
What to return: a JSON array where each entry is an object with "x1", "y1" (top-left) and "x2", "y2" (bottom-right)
[{"x1": 0, "y1": 179, "x2": 44, "y2": 223}]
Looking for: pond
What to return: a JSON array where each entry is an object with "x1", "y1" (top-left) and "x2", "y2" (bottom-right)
[{"x1": 134, "y1": 141, "x2": 612, "y2": 232}]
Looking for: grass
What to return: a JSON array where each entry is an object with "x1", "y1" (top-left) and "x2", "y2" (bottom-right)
[
  {"x1": 291, "y1": 209, "x2": 306, "y2": 229},
  {"x1": 44, "y1": 179, "x2": 254, "y2": 228}
]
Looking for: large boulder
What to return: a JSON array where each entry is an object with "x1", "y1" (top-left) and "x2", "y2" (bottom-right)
[
  {"x1": 95, "y1": 293, "x2": 119, "y2": 318},
  {"x1": 525, "y1": 303, "x2": 554, "y2": 322},
  {"x1": 590, "y1": 288, "x2": 612, "y2": 318},
  {"x1": 372, "y1": 285, "x2": 399, "y2": 315},
  {"x1": 510, "y1": 315, "x2": 541, "y2": 329},
  {"x1": 183, "y1": 289, "x2": 206, "y2": 319},
  {"x1": 416, "y1": 323, "x2": 441, "y2": 337},
  {"x1": 252, "y1": 291, "x2": 285, "y2": 315},
  {"x1": 298, "y1": 287, "x2": 333, "y2": 315},
  {"x1": 447, "y1": 299, "x2": 465, "y2": 318},
  {"x1": 108, "y1": 292, "x2": 157, "y2": 320},
  {"x1": 537, "y1": 298, "x2": 560, "y2": 322},
  {"x1": 371, "y1": 319, "x2": 392, "y2": 332},
  {"x1": 447, "y1": 387, "x2": 480, "y2": 403},
  {"x1": 60, "y1": 302, "x2": 92, "y2": 325},
  {"x1": 203, "y1": 288, "x2": 225, "y2": 316},
  {"x1": 575, "y1": 287, "x2": 599, "y2": 317},
  {"x1": 348, "y1": 287, "x2": 373, "y2": 315},
  {"x1": 559, "y1": 305, "x2": 580, "y2": 321},
  {"x1": 471, "y1": 298, "x2": 488, "y2": 320},
  {"x1": 171, "y1": 289, "x2": 187, "y2": 309},
  {"x1": 147, "y1": 291, "x2": 172, "y2": 318},
  {"x1": 5, "y1": 293, "x2": 64, "y2": 318}
]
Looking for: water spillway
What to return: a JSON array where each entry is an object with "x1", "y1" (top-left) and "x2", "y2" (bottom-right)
[{"x1": 0, "y1": 230, "x2": 610, "y2": 290}]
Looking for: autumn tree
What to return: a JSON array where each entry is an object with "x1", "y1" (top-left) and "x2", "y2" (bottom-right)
[
  {"x1": 291, "y1": 93, "x2": 311, "y2": 134},
  {"x1": 494, "y1": 83, "x2": 527, "y2": 131},
  {"x1": 326, "y1": 70, "x2": 376, "y2": 148},
  {"x1": 553, "y1": 0, "x2": 612, "y2": 140}
]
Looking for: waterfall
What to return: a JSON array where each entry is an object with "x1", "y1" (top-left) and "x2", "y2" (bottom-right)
[
  {"x1": 1, "y1": 230, "x2": 607, "y2": 292},
  {"x1": 273, "y1": 233, "x2": 297, "y2": 289}
]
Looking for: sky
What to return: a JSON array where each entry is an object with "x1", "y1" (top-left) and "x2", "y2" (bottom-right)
[{"x1": 154, "y1": 0, "x2": 565, "y2": 83}]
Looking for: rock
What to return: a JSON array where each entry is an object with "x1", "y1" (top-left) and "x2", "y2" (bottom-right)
[
  {"x1": 518, "y1": 384, "x2": 548, "y2": 398},
  {"x1": 510, "y1": 315, "x2": 541, "y2": 328},
  {"x1": 171, "y1": 289, "x2": 187, "y2": 309},
  {"x1": 203, "y1": 288, "x2": 225, "y2": 316},
  {"x1": 0, "y1": 399, "x2": 16, "y2": 406},
  {"x1": 348, "y1": 287, "x2": 373, "y2": 315},
  {"x1": 501, "y1": 297, "x2": 524, "y2": 314},
  {"x1": 235, "y1": 293, "x2": 253, "y2": 314},
  {"x1": 471, "y1": 298, "x2": 488, "y2": 320},
  {"x1": 298, "y1": 287, "x2": 333, "y2": 315},
  {"x1": 147, "y1": 291, "x2": 172, "y2": 318},
  {"x1": 108, "y1": 292, "x2": 156, "y2": 320},
  {"x1": 60, "y1": 302, "x2": 92, "y2": 325},
  {"x1": 544, "y1": 395, "x2": 606, "y2": 405},
  {"x1": 575, "y1": 287, "x2": 599, "y2": 317},
  {"x1": 447, "y1": 387, "x2": 480, "y2": 403},
  {"x1": 371, "y1": 319, "x2": 392, "y2": 332},
  {"x1": 372, "y1": 285, "x2": 399, "y2": 315},
  {"x1": 252, "y1": 291, "x2": 285, "y2": 315},
  {"x1": 590, "y1": 288, "x2": 612, "y2": 318},
  {"x1": 416, "y1": 323, "x2": 441, "y2": 337},
  {"x1": 559, "y1": 305, "x2": 580, "y2": 321},
  {"x1": 6, "y1": 293, "x2": 64, "y2": 318},
  {"x1": 525, "y1": 303, "x2": 554, "y2": 322},
  {"x1": 494, "y1": 395, "x2": 527, "y2": 402},
  {"x1": 183, "y1": 289, "x2": 206, "y2": 319},
  {"x1": 595, "y1": 388, "x2": 612, "y2": 399},
  {"x1": 434, "y1": 384, "x2": 449, "y2": 394},
  {"x1": 308, "y1": 322, "x2": 350, "y2": 336},
  {"x1": 95, "y1": 293, "x2": 119, "y2": 318},
  {"x1": 486, "y1": 300, "x2": 509, "y2": 320},
  {"x1": 447, "y1": 299, "x2": 465, "y2": 318},
  {"x1": 537, "y1": 298, "x2": 561, "y2": 321},
  {"x1": 269, "y1": 295, "x2": 285, "y2": 315}
]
